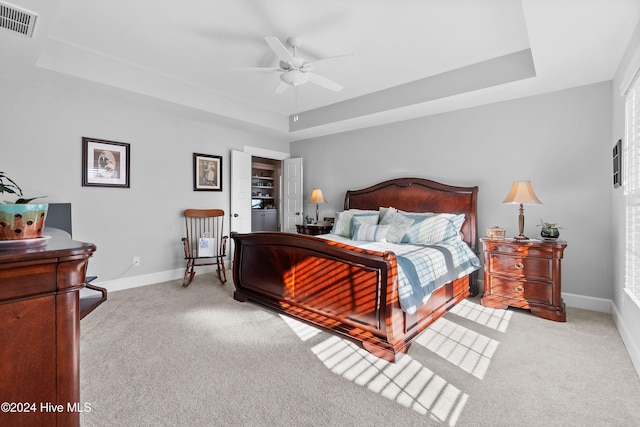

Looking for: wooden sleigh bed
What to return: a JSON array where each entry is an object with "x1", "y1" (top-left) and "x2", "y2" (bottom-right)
[{"x1": 231, "y1": 177, "x2": 479, "y2": 362}]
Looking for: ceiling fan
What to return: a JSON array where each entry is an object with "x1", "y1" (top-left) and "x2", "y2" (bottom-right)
[{"x1": 237, "y1": 36, "x2": 353, "y2": 94}]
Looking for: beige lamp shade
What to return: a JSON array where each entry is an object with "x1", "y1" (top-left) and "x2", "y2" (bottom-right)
[
  {"x1": 502, "y1": 181, "x2": 542, "y2": 205},
  {"x1": 308, "y1": 188, "x2": 326, "y2": 223},
  {"x1": 308, "y1": 188, "x2": 327, "y2": 204}
]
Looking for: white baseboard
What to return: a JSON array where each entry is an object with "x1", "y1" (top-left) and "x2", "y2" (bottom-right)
[
  {"x1": 610, "y1": 300, "x2": 640, "y2": 377},
  {"x1": 103, "y1": 274, "x2": 610, "y2": 309},
  {"x1": 525, "y1": 291, "x2": 640, "y2": 376},
  {"x1": 92, "y1": 265, "x2": 223, "y2": 293},
  {"x1": 561, "y1": 292, "x2": 612, "y2": 313},
  {"x1": 477, "y1": 279, "x2": 612, "y2": 313}
]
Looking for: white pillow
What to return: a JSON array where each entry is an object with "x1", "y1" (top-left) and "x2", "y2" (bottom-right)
[{"x1": 378, "y1": 206, "x2": 397, "y2": 222}]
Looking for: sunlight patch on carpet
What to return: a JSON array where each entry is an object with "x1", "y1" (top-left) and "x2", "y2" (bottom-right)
[
  {"x1": 449, "y1": 299, "x2": 512, "y2": 332},
  {"x1": 279, "y1": 314, "x2": 322, "y2": 341},
  {"x1": 311, "y1": 336, "x2": 468, "y2": 426},
  {"x1": 414, "y1": 317, "x2": 499, "y2": 379}
]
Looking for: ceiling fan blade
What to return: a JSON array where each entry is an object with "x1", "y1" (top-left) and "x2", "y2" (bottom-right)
[
  {"x1": 230, "y1": 67, "x2": 281, "y2": 72},
  {"x1": 264, "y1": 36, "x2": 294, "y2": 65},
  {"x1": 305, "y1": 54, "x2": 355, "y2": 68},
  {"x1": 274, "y1": 81, "x2": 290, "y2": 94},
  {"x1": 306, "y1": 72, "x2": 344, "y2": 92}
]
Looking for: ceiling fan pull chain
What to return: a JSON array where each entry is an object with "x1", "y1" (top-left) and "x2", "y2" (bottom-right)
[{"x1": 293, "y1": 86, "x2": 299, "y2": 122}]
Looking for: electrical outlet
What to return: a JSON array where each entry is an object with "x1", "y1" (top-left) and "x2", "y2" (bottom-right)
[{"x1": 133, "y1": 256, "x2": 141, "y2": 267}]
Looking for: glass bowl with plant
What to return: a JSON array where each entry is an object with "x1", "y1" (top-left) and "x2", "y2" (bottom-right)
[
  {"x1": 537, "y1": 218, "x2": 562, "y2": 240},
  {"x1": 0, "y1": 171, "x2": 47, "y2": 240}
]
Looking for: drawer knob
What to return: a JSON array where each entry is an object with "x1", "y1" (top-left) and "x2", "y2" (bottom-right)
[
  {"x1": 514, "y1": 262, "x2": 524, "y2": 269},
  {"x1": 515, "y1": 286, "x2": 524, "y2": 293}
]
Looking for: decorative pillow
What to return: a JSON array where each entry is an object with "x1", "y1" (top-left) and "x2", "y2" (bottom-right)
[
  {"x1": 379, "y1": 211, "x2": 414, "y2": 243},
  {"x1": 331, "y1": 211, "x2": 352, "y2": 236},
  {"x1": 402, "y1": 213, "x2": 465, "y2": 244},
  {"x1": 331, "y1": 210, "x2": 379, "y2": 237},
  {"x1": 378, "y1": 206, "x2": 397, "y2": 223},
  {"x1": 351, "y1": 222, "x2": 390, "y2": 242}
]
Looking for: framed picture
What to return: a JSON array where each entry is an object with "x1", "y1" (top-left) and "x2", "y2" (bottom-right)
[
  {"x1": 193, "y1": 153, "x2": 222, "y2": 191},
  {"x1": 82, "y1": 137, "x2": 130, "y2": 188},
  {"x1": 613, "y1": 139, "x2": 622, "y2": 188}
]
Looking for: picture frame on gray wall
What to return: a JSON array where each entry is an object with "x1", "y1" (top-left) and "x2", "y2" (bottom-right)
[
  {"x1": 613, "y1": 139, "x2": 622, "y2": 188},
  {"x1": 193, "y1": 153, "x2": 222, "y2": 191},
  {"x1": 82, "y1": 137, "x2": 131, "y2": 188}
]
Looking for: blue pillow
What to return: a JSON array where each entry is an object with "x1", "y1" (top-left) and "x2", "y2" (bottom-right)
[
  {"x1": 402, "y1": 213, "x2": 465, "y2": 244},
  {"x1": 351, "y1": 222, "x2": 390, "y2": 242},
  {"x1": 331, "y1": 210, "x2": 379, "y2": 237}
]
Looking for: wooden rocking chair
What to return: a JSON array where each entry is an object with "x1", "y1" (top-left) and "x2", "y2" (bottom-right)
[{"x1": 181, "y1": 209, "x2": 228, "y2": 286}]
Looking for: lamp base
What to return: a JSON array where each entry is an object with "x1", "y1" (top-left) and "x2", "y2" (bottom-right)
[{"x1": 514, "y1": 234, "x2": 529, "y2": 241}]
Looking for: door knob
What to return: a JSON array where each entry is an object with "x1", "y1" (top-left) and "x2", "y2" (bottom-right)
[
  {"x1": 295, "y1": 212, "x2": 301, "y2": 215},
  {"x1": 233, "y1": 213, "x2": 239, "y2": 217}
]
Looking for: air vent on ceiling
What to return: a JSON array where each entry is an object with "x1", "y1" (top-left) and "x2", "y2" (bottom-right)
[{"x1": 0, "y1": 1, "x2": 37, "y2": 37}]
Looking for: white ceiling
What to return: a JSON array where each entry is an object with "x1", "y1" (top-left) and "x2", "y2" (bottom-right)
[{"x1": 3, "y1": 0, "x2": 640, "y2": 139}]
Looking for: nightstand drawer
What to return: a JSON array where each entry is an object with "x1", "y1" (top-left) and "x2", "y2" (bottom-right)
[
  {"x1": 489, "y1": 254, "x2": 552, "y2": 281},
  {"x1": 482, "y1": 242, "x2": 554, "y2": 258},
  {"x1": 486, "y1": 276, "x2": 552, "y2": 305}
]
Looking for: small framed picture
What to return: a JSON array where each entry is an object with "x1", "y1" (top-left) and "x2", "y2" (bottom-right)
[
  {"x1": 613, "y1": 139, "x2": 622, "y2": 188},
  {"x1": 193, "y1": 153, "x2": 222, "y2": 191},
  {"x1": 82, "y1": 137, "x2": 130, "y2": 188}
]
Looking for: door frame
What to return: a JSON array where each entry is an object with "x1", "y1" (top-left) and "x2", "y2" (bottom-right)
[{"x1": 241, "y1": 146, "x2": 291, "y2": 232}]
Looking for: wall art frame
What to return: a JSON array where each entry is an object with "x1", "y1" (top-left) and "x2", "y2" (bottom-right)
[
  {"x1": 193, "y1": 153, "x2": 222, "y2": 191},
  {"x1": 613, "y1": 138, "x2": 622, "y2": 188},
  {"x1": 82, "y1": 137, "x2": 130, "y2": 188}
]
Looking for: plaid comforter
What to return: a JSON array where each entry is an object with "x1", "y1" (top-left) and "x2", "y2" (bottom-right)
[{"x1": 319, "y1": 235, "x2": 480, "y2": 315}]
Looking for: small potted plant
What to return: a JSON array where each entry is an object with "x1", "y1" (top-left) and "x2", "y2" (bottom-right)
[
  {"x1": 538, "y1": 218, "x2": 562, "y2": 240},
  {"x1": 0, "y1": 171, "x2": 47, "y2": 240}
]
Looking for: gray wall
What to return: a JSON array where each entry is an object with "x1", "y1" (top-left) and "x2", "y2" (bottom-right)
[
  {"x1": 0, "y1": 70, "x2": 289, "y2": 284},
  {"x1": 0, "y1": 59, "x2": 616, "y2": 306},
  {"x1": 292, "y1": 82, "x2": 613, "y2": 301}
]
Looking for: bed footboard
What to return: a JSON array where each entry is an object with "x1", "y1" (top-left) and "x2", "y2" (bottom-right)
[{"x1": 231, "y1": 232, "x2": 470, "y2": 362}]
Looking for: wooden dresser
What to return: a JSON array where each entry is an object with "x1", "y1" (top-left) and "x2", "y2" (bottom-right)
[
  {"x1": 480, "y1": 238, "x2": 567, "y2": 322},
  {"x1": 0, "y1": 232, "x2": 96, "y2": 427}
]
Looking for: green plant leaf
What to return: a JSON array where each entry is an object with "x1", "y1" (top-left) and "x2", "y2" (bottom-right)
[
  {"x1": 0, "y1": 171, "x2": 23, "y2": 197},
  {"x1": 15, "y1": 196, "x2": 46, "y2": 204}
]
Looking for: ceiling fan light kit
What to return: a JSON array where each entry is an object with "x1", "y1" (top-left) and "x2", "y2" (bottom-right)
[{"x1": 280, "y1": 69, "x2": 309, "y2": 86}]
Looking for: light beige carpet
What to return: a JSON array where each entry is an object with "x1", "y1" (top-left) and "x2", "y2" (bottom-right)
[{"x1": 80, "y1": 274, "x2": 640, "y2": 426}]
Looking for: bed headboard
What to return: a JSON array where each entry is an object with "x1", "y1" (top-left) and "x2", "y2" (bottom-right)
[{"x1": 344, "y1": 177, "x2": 479, "y2": 253}]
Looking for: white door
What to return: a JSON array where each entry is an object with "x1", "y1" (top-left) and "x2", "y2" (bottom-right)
[
  {"x1": 283, "y1": 157, "x2": 303, "y2": 232},
  {"x1": 230, "y1": 150, "x2": 252, "y2": 234}
]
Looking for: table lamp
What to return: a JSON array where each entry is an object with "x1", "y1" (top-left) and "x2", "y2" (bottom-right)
[
  {"x1": 308, "y1": 188, "x2": 326, "y2": 224},
  {"x1": 502, "y1": 181, "x2": 542, "y2": 240}
]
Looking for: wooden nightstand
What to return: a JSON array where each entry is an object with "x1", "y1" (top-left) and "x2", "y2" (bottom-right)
[
  {"x1": 480, "y1": 238, "x2": 568, "y2": 322},
  {"x1": 296, "y1": 224, "x2": 333, "y2": 236}
]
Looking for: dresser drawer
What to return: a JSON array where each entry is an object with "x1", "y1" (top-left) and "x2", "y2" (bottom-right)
[
  {"x1": 486, "y1": 276, "x2": 552, "y2": 306},
  {"x1": 0, "y1": 261, "x2": 56, "y2": 301},
  {"x1": 488, "y1": 254, "x2": 552, "y2": 281}
]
